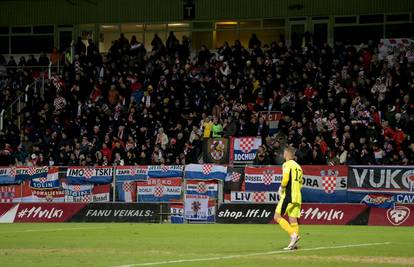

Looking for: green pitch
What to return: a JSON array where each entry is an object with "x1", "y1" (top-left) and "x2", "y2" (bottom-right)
[{"x1": 0, "y1": 223, "x2": 413, "y2": 267}]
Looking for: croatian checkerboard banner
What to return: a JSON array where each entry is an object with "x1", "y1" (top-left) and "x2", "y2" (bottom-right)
[
  {"x1": 202, "y1": 138, "x2": 229, "y2": 164},
  {"x1": 185, "y1": 180, "x2": 218, "y2": 198},
  {"x1": 0, "y1": 185, "x2": 15, "y2": 203},
  {"x1": 184, "y1": 164, "x2": 227, "y2": 181},
  {"x1": 147, "y1": 165, "x2": 184, "y2": 178},
  {"x1": 66, "y1": 167, "x2": 113, "y2": 185},
  {"x1": 300, "y1": 166, "x2": 348, "y2": 203},
  {"x1": 62, "y1": 183, "x2": 110, "y2": 203},
  {"x1": 115, "y1": 166, "x2": 148, "y2": 181},
  {"x1": 230, "y1": 137, "x2": 262, "y2": 164},
  {"x1": 224, "y1": 167, "x2": 244, "y2": 201},
  {"x1": 230, "y1": 191, "x2": 279, "y2": 203},
  {"x1": 0, "y1": 168, "x2": 18, "y2": 185},
  {"x1": 136, "y1": 178, "x2": 182, "y2": 202},
  {"x1": 117, "y1": 181, "x2": 137, "y2": 202},
  {"x1": 2, "y1": 180, "x2": 65, "y2": 203},
  {"x1": 30, "y1": 167, "x2": 60, "y2": 190},
  {"x1": 14, "y1": 166, "x2": 50, "y2": 182},
  {"x1": 62, "y1": 183, "x2": 93, "y2": 202},
  {"x1": 244, "y1": 166, "x2": 282, "y2": 192}
]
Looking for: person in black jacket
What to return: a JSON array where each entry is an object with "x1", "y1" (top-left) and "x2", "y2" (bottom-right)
[{"x1": 253, "y1": 145, "x2": 271, "y2": 165}]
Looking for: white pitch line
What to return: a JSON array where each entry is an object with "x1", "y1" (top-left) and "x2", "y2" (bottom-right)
[
  {"x1": 0, "y1": 226, "x2": 106, "y2": 234},
  {"x1": 114, "y1": 242, "x2": 391, "y2": 267}
]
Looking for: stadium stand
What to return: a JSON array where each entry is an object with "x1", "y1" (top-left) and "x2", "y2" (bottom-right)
[{"x1": 0, "y1": 32, "x2": 413, "y2": 166}]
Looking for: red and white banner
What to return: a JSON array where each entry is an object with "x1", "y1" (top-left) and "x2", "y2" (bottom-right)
[
  {"x1": 369, "y1": 205, "x2": 414, "y2": 226},
  {"x1": 299, "y1": 204, "x2": 367, "y2": 225},
  {"x1": 0, "y1": 203, "x2": 162, "y2": 223},
  {"x1": 0, "y1": 181, "x2": 65, "y2": 203},
  {"x1": 0, "y1": 203, "x2": 85, "y2": 223},
  {"x1": 380, "y1": 38, "x2": 413, "y2": 47}
]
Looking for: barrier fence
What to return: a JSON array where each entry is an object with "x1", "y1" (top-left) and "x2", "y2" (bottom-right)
[{"x1": 0, "y1": 164, "x2": 413, "y2": 225}]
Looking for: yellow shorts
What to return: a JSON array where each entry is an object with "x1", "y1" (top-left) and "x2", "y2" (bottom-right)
[{"x1": 275, "y1": 198, "x2": 301, "y2": 218}]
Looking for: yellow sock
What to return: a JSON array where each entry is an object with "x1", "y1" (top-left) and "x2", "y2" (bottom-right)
[
  {"x1": 276, "y1": 218, "x2": 295, "y2": 236},
  {"x1": 291, "y1": 222, "x2": 299, "y2": 235}
]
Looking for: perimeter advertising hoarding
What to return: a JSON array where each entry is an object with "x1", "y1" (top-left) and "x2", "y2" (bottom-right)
[
  {"x1": 216, "y1": 203, "x2": 369, "y2": 225},
  {"x1": 0, "y1": 203, "x2": 161, "y2": 223}
]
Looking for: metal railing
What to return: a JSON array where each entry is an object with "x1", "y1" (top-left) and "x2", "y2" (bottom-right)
[
  {"x1": 0, "y1": 95, "x2": 22, "y2": 131},
  {"x1": 0, "y1": 63, "x2": 64, "y2": 131}
]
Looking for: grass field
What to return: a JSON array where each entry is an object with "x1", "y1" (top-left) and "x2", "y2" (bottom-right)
[{"x1": 0, "y1": 223, "x2": 413, "y2": 267}]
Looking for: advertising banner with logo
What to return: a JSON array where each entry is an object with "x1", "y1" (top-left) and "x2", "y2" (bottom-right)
[
  {"x1": 217, "y1": 203, "x2": 369, "y2": 225},
  {"x1": 301, "y1": 166, "x2": 348, "y2": 203},
  {"x1": 66, "y1": 167, "x2": 113, "y2": 185},
  {"x1": 394, "y1": 194, "x2": 414, "y2": 204},
  {"x1": 203, "y1": 138, "x2": 229, "y2": 164},
  {"x1": 260, "y1": 111, "x2": 283, "y2": 135},
  {"x1": 348, "y1": 166, "x2": 414, "y2": 193},
  {"x1": 0, "y1": 203, "x2": 86, "y2": 223},
  {"x1": 216, "y1": 203, "x2": 275, "y2": 224},
  {"x1": 0, "y1": 203, "x2": 163, "y2": 223},
  {"x1": 136, "y1": 178, "x2": 182, "y2": 202},
  {"x1": 69, "y1": 203, "x2": 160, "y2": 222},
  {"x1": 368, "y1": 205, "x2": 414, "y2": 226},
  {"x1": 229, "y1": 137, "x2": 262, "y2": 164},
  {"x1": 244, "y1": 166, "x2": 282, "y2": 192}
]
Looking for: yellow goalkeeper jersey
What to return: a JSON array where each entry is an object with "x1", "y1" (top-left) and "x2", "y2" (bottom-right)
[{"x1": 281, "y1": 159, "x2": 303, "y2": 204}]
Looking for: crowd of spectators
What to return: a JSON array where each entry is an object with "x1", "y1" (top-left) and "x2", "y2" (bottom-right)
[{"x1": 0, "y1": 31, "x2": 414, "y2": 167}]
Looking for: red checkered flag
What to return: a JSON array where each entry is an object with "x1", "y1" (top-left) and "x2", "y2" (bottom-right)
[
  {"x1": 202, "y1": 164, "x2": 213, "y2": 175},
  {"x1": 230, "y1": 172, "x2": 241, "y2": 182},
  {"x1": 83, "y1": 168, "x2": 94, "y2": 179},
  {"x1": 122, "y1": 181, "x2": 134, "y2": 192},
  {"x1": 130, "y1": 167, "x2": 137, "y2": 177},
  {"x1": 82, "y1": 195, "x2": 91, "y2": 202},
  {"x1": 197, "y1": 182, "x2": 208, "y2": 193},
  {"x1": 253, "y1": 192, "x2": 266, "y2": 203},
  {"x1": 161, "y1": 165, "x2": 169, "y2": 172},
  {"x1": 321, "y1": 170, "x2": 338, "y2": 194},
  {"x1": 28, "y1": 167, "x2": 36, "y2": 176},
  {"x1": 9, "y1": 167, "x2": 16, "y2": 177},
  {"x1": 154, "y1": 185, "x2": 164, "y2": 197},
  {"x1": 239, "y1": 138, "x2": 255, "y2": 153},
  {"x1": 262, "y1": 170, "x2": 274, "y2": 185}
]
